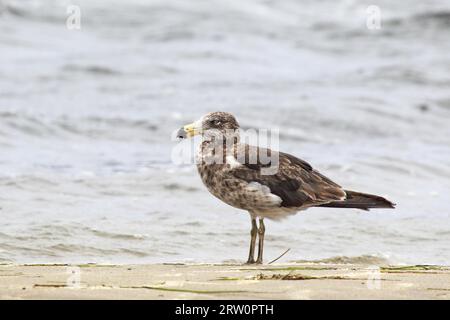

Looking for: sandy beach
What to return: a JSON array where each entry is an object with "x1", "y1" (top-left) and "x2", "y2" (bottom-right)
[{"x1": 1, "y1": 263, "x2": 449, "y2": 300}]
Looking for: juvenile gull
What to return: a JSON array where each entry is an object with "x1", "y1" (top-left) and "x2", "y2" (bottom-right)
[{"x1": 177, "y1": 112, "x2": 395, "y2": 264}]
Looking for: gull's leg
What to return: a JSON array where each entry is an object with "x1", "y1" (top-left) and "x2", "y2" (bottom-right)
[
  {"x1": 256, "y1": 218, "x2": 265, "y2": 264},
  {"x1": 246, "y1": 218, "x2": 257, "y2": 264}
]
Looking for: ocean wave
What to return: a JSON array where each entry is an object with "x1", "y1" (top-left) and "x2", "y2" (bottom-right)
[
  {"x1": 386, "y1": 10, "x2": 450, "y2": 28},
  {"x1": 293, "y1": 255, "x2": 391, "y2": 265},
  {"x1": 62, "y1": 64, "x2": 122, "y2": 76},
  {"x1": 3, "y1": 0, "x2": 67, "y2": 23},
  {"x1": 89, "y1": 229, "x2": 146, "y2": 241},
  {"x1": 0, "y1": 112, "x2": 159, "y2": 140},
  {"x1": 162, "y1": 183, "x2": 200, "y2": 192}
]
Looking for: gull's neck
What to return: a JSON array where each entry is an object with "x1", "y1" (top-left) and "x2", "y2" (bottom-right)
[{"x1": 197, "y1": 131, "x2": 241, "y2": 165}]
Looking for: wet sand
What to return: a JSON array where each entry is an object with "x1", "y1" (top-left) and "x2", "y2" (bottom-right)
[{"x1": 1, "y1": 263, "x2": 449, "y2": 299}]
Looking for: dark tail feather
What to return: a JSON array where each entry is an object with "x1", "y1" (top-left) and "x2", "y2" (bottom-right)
[{"x1": 318, "y1": 190, "x2": 395, "y2": 211}]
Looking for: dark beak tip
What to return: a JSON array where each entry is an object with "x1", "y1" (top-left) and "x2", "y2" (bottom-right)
[{"x1": 176, "y1": 128, "x2": 187, "y2": 139}]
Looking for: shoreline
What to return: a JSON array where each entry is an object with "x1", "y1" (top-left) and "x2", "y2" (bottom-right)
[{"x1": 1, "y1": 263, "x2": 449, "y2": 299}]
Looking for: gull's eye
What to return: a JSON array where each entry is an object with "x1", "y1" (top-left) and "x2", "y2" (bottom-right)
[{"x1": 210, "y1": 120, "x2": 221, "y2": 126}]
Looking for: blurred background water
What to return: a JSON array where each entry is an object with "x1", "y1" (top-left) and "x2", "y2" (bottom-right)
[{"x1": 0, "y1": 0, "x2": 449, "y2": 265}]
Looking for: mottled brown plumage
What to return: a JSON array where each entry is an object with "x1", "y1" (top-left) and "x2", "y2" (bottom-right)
[{"x1": 177, "y1": 111, "x2": 395, "y2": 264}]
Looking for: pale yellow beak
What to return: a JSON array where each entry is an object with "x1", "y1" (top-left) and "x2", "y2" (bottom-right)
[{"x1": 176, "y1": 122, "x2": 201, "y2": 139}]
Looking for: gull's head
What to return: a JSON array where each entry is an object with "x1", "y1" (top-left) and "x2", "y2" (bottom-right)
[{"x1": 177, "y1": 112, "x2": 240, "y2": 139}]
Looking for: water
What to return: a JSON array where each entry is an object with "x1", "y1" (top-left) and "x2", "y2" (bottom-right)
[{"x1": 0, "y1": 0, "x2": 449, "y2": 265}]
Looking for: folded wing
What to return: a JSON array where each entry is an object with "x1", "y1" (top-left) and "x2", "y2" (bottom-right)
[{"x1": 231, "y1": 145, "x2": 346, "y2": 209}]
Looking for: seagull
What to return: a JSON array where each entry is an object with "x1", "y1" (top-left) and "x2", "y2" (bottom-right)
[{"x1": 177, "y1": 112, "x2": 395, "y2": 264}]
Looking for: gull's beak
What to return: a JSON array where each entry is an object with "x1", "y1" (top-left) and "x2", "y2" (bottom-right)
[{"x1": 176, "y1": 121, "x2": 201, "y2": 139}]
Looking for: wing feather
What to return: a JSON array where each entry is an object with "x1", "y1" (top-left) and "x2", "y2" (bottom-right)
[{"x1": 231, "y1": 144, "x2": 345, "y2": 208}]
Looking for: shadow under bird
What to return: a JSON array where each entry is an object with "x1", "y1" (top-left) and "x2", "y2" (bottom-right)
[{"x1": 177, "y1": 112, "x2": 395, "y2": 264}]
